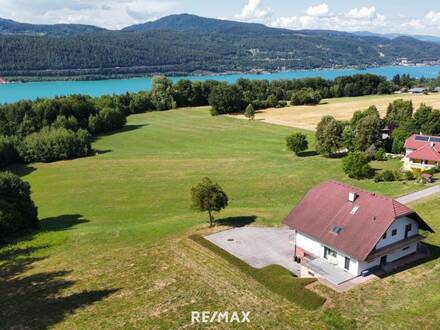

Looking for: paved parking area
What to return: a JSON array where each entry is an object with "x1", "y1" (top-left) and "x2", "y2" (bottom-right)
[{"x1": 205, "y1": 227, "x2": 301, "y2": 275}]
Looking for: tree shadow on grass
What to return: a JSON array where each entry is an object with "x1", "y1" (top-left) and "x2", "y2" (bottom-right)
[
  {"x1": 40, "y1": 214, "x2": 89, "y2": 232},
  {"x1": 298, "y1": 150, "x2": 319, "y2": 157},
  {"x1": 216, "y1": 216, "x2": 257, "y2": 228},
  {"x1": 0, "y1": 245, "x2": 118, "y2": 329},
  {"x1": 93, "y1": 124, "x2": 148, "y2": 141},
  {"x1": 1, "y1": 214, "x2": 89, "y2": 250},
  {"x1": 6, "y1": 163, "x2": 37, "y2": 177}
]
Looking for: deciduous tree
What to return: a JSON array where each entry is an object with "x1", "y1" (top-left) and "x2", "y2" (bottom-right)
[{"x1": 191, "y1": 178, "x2": 229, "y2": 227}]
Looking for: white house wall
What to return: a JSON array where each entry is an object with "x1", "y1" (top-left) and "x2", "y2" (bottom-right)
[
  {"x1": 296, "y1": 232, "x2": 323, "y2": 257},
  {"x1": 375, "y1": 217, "x2": 418, "y2": 250},
  {"x1": 296, "y1": 232, "x2": 360, "y2": 275},
  {"x1": 358, "y1": 242, "x2": 418, "y2": 273}
]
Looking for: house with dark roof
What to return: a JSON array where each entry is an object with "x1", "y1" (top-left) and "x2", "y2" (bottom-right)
[
  {"x1": 404, "y1": 134, "x2": 440, "y2": 171},
  {"x1": 283, "y1": 181, "x2": 433, "y2": 280}
]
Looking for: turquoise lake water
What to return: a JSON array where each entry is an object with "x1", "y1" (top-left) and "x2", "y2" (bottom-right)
[{"x1": 1, "y1": 65, "x2": 440, "y2": 104}]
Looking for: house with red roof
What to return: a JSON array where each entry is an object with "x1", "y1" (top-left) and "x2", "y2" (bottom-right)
[
  {"x1": 403, "y1": 134, "x2": 440, "y2": 171},
  {"x1": 0, "y1": 78, "x2": 7, "y2": 84},
  {"x1": 283, "y1": 181, "x2": 433, "y2": 283}
]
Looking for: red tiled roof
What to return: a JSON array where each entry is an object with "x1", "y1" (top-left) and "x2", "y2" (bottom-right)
[
  {"x1": 407, "y1": 143, "x2": 440, "y2": 162},
  {"x1": 404, "y1": 134, "x2": 440, "y2": 150},
  {"x1": 283, "y1": 181, "x2": 433, "y2": 261}
]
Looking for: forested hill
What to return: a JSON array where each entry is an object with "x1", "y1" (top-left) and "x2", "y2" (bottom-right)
[
  {"x1": 1, "y1": 14, "x2": 440, "y2": 79},
  {"x1": 122, "y1": 13, "x2": 290, "y2": 35},
  {"x1": 0, "y1": 18, "x2": 105, "y2": 36}
]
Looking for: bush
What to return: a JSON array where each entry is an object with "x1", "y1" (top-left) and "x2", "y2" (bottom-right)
[
  {"x1": 382, "y1": 170, "x2": 396, "y2": 182},
  {"x1": 18, "y1": 127, "x2": 91, "y2": 163},
  {"x1": 342, "y1": 152, "x2": 373, "y2": 179},
  {"x1": 52, "y1": 115, "x2": 79, "y2": 131},
  {"x1": 209, "y1": 83, "x2": 244, "y2": 115},
  {"x1": 278, "y1": 101, "x2": 288, "y2": 108},
  {"x1": 88, "y1": 107, "x2": 126, "y2": 134},
  {"x1": 374, "y1": 173, "x2": 384, "y2": 182},
  {"x1": 291, "y1": 88, "x2": 322, "y2": 105},
  {"x1": 97, "y1": 108, "x2": 126, "y2": 133},
  {"x1": 375, "y1": 149, "x2": 386, "y2": 161},
  {"x1": 244, "y1": 104, "x2": 255, "y2": 120},
  {"x1": 0, "y1": 135, "x2": 19, "y2": 169},
  {"x1": 0, "y1": 171, "x2": 39, "y2": 242},
  {"x1": 405, "y1": 171, "x2": 415, "y2": 181},
  {"x1": 286, "y1": 133, "x2": 308, "y2": 155}
]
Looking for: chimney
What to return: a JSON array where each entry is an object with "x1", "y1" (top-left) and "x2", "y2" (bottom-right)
[{"x1": 348, "y1": 192, "x2": 358, "y2": 203}]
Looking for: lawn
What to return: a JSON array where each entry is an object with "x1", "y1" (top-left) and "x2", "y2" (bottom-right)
[
  {"x1": 190, "y1": 235, "x2": 324, "y2": 310},
  {"x1": 1, "y1": 107, "x2": 439, "y2": 329},
  {"x1": 233, "y1": 92, "x2": 440, "y2": 130}
]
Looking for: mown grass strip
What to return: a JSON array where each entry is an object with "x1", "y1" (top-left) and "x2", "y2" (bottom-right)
[{"x1": 189, "y1": 234, "x2": 325, "y2": 310}]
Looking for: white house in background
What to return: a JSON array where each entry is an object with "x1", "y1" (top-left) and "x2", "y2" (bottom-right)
[
  {"x1": 409, "y1": 87, "x2": 427, "y2": 94},
  {"x1": 283, "y1": 181, "x2": 434, "y2": 279},
  {"x1": 403, "y1": 134, "x2": 440, "y2": 171}
]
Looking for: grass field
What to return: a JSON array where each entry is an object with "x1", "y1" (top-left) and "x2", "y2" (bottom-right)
[
  {"x1": 1, "y1": 107, "x2": 440, "y2": 329},
  {"x1": 232, "y1": 93, "x2": 440, "y2": 130}
]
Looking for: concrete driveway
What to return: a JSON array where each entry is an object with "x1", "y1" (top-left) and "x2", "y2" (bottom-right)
[
  {"x1": 205, "y1": 227, "x2": 300, "y2": 275},
  {"x1": 397, "y1": 185, "x2": 440, "y2": 205}
]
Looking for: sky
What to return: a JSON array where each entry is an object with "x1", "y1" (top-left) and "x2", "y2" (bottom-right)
[{"x1": 1, "y1": 0, "x2": 440, "y2": 35}]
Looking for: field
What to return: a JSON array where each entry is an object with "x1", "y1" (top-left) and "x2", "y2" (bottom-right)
[
  {"x1": 233, "y1": 93, "x2": 440, "y2": 130},
  {"x1": 1, "y1": 106, "x2": 440, "y2": 329}
]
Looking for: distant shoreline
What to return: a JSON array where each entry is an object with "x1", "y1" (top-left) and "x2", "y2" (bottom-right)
[{"x1": 4, "y1": 64, "x2": 438, "y2": 83}]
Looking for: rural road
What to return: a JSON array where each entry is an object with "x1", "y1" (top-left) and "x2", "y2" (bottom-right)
[{"x1": 397, "y1": 185, "x2": 440, "y2": 205}]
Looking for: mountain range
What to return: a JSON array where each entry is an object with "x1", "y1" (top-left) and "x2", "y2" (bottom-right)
[{"x1": 1, "y1": 14, "x2": 440, "y2": 79}]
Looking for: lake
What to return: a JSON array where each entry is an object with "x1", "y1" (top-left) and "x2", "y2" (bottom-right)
[{"x1": 1, "y1": 65, "x2": 440, "y2": 104}]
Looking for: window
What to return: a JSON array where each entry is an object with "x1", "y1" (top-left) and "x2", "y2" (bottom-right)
[
  {"x1": 331, "y1": 225, "x2": 342, "y2": 234},
  {"x1": 344, "y1": 257, "x2": 350, "y2": 270},
  {"x1": 405, "y1": 223, "x2": 412, "y2": 239},
  {"x1": 324, "y1": 247, "x2": 337, "y2": 260},
  {"x1": 402, "y1": 246, "x2": 410, "y2": 251},
  {"x1": 392, "y1": 229, "x2": 397, "y2": 236},
  {"x1": 382, "y1": 232, "x2": 387, "y2": 239}
]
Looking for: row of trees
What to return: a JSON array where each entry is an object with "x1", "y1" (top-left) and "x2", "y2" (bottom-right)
[{"x1": 209, "y1": 74, "x2": 394, "y2": 115}]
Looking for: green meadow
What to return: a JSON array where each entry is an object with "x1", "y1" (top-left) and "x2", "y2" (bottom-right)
[{"x1": 1, "y1": 107, "x2": 439, "y2": 329}]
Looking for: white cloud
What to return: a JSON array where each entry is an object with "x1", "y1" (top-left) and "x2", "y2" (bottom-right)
[
  {"x1": 271, "y1": 4, "x2": 387, "y2": 32},
  {"x1": 0, "y1": 0, "x2": 177, "y2": 29},
  {"x1": 306, "y1": 3, "x2": 329, "y2": 17},
  {"x1": 426, "y1": 11, "x2": 440, "y2": 24},
  {"x1": 235, "y1": 0, "x2": 272, "y2": 21},
  {"x1": 346, "y1": 7, "x2": 377, "y2": 19}
]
